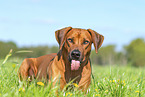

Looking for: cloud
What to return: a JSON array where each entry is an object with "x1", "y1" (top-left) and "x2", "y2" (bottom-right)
[
  {"x1": 99, "y1": 26, "x2": 115, "y2": 32},
  {"x1": 32, "y1": 18, "x2": 59, "y2": 25},
  {"x1": 0, "y1": 17, "x2": 59, "y2": 26},
  {"x1": 0, "y1": 17, "x2": 23, "y2": 25},
  {"x1": 123, "y1": 28, "x2": 145, "y2": 35},
  {"x1": 98, "y1": 26, "x2": 145, "y2": 35},
  {"x1": 0, "y1": 17, "x2": 11, "y2": 23}
]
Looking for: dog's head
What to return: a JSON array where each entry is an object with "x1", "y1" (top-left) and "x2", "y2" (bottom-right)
[{"x1": 55, "y1": 27, "x2": 104, "y2": 70}]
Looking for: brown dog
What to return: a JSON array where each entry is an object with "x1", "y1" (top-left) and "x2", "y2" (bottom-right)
[{"x1": 18, "y1": 27, "x2": 104, "y2": 91}]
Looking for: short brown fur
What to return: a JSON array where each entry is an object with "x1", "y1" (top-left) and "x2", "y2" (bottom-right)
[{"x1": 18, "y1": 27, "x2": 104, "y2": 91}]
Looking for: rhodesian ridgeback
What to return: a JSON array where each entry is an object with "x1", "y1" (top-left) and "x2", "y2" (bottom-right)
[{"x1": 18, "y1": 27, "x2": 104, "y2": 91}]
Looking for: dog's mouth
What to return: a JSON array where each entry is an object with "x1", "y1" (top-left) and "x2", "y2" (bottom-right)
[
  {"x1": 68, "y1": 50, "x2": 84, "y2": 70},
  {"x1": 71, "y1": 60, "x2": 80, "y2": 70},
  {"x1": 69, "y1": 58, "x2": 85, "y2": 71}
]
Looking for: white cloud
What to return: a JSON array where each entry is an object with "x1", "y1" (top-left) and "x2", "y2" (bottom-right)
[
  {"x1": 123, "y1": 28, "x2": 145, "y2": 35},
  {"x1": 32, "y1": 18, "x2": 59, "y2": 25},
  {"x1": 0, "y1": 17, "x2": 11, "y2": 23},
  {"x1": 0, "y1": 17, "x2": 23, "y2": 25},
  {"x1": 98, "y1": 26, "x2": 145, "y2": 35}
]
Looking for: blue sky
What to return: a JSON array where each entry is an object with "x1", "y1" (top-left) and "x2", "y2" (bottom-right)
[{"x1": 0, "y1": 0, "x2": 145, "y2": 51}]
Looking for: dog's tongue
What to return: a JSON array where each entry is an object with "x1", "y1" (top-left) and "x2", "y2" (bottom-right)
[{"x1": 71, "y1": 60, "x2": 80, "y2": 70}]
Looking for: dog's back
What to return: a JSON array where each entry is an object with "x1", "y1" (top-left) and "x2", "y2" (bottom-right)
[{"x1": 18, "y1": 53, "x2": 57, "y2": 81}]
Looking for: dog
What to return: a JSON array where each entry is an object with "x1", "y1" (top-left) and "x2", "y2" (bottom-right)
[{"x1": 18, "y1": 27, "x2": 104, "y2": 91}]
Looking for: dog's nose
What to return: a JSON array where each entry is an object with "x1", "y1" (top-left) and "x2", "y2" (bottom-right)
[{"x1": 71, "y1": 50, "x2": 81, "y2": 60}]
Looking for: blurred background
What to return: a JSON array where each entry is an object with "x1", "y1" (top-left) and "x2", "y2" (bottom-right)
[{"x1": 0, "y1": 0, "x2": 145, "y2": 67}]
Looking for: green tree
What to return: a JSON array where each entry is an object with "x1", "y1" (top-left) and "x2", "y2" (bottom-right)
[
  {"x1": 91, "y1": 45, "x2": 117, "y2": 65},
  {"x1": 16, "y1": 46, "x2": 51, "y2": 58},
  {"x1": 50, "y1": 46, "x2": 58, "y2": 53},
  {"x1": 115, "y1": 51, "x2": 127, "y2": 65},
  {"x1": 99, "y1": 45, "x2": 116, "y2": 65},
  {"x1": 0, "y1": 41, "x2": 17, "y2": 58},
  {"x1": 125, "y1": 38, "x2": 145, "y2": 67}
]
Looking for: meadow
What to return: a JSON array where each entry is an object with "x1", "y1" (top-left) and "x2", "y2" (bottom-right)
[{"x1": 0, "y1": 54, "x2": 145, "y2": 97}]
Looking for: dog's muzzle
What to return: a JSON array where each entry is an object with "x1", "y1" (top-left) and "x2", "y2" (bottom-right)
[
  {"x1": 71, "y1": 50, "x2": 81, "y2": 60},
  {"x1": 70, "y1": 50, "x2": 81, "y2": 70}
]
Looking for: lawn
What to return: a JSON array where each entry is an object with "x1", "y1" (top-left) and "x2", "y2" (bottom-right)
[{"x1": 0, "y1": 57, "x2": 145, "y2": 97}]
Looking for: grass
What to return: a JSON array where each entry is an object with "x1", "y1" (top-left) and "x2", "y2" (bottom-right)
[
  {"x1": 0, "y1": 53, "x2": 145, "y2": 96},
  {"x1": 92, "y1": 65, "x2": 145, "y2": 97}
]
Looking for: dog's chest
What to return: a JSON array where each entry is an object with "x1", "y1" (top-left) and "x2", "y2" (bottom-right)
[{"x1": 64, "y1": 70, "x2": 82, "y2": 83}]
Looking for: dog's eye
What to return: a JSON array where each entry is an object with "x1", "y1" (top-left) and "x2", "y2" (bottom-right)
[
  {"x1": 68, "y1": 38, "x2": 73, "y2": 43},
  {"x1": 83, "y1": 40, "x2": 89, "y2": 44}
]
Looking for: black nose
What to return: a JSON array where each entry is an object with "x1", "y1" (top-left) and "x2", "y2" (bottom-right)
[{"x1": 71, "y1": 50, "x2": 81, "y2": 60}]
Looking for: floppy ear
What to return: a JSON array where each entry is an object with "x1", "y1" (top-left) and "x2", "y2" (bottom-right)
[
  {"x1": 55, "y1": 26, "x2": 72, "y2": 50},
  {"x1": 55, "y1": 27, "x2": 72, "y2": 60},
  {"x1": 87, "y1": 29, "x2": 104, "y2": 53}
]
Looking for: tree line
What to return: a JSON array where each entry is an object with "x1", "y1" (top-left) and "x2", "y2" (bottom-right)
[{"x1": 0, "y1": 38, "x2": 145, "y2": 67}]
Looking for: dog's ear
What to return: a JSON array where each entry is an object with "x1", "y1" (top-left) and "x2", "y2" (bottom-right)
[
  {"x1": 55, "y1": 27, "x2": 72, "y2": 60},
  {"x1": 55, "y1": 26, "x2": 72, "y2": 50},
  {"x1": 87, "y1": 29, "x2": 104, "y2": 53}
]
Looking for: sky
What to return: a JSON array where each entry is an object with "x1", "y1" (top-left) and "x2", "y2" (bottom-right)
[{"x1": 0, "y1": 0, "x2": 145, "y2": 51}]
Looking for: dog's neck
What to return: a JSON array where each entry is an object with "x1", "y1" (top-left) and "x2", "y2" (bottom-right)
[{"x1": 60, "y1": 48, "x2": 89, "y2": 84}]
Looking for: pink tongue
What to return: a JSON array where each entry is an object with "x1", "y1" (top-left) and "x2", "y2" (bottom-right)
[{"x1": 71, "y1": 60, "x2": 80, "y2": 70}]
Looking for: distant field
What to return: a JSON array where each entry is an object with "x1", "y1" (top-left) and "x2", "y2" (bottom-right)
[{"x1": 0, "y1": 58, "x2": 145, "y2": 97}]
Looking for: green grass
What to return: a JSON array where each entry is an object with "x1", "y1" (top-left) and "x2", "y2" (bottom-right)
[{"x1": 0, "y1": 57, "x2": 145, "y2": 97}]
